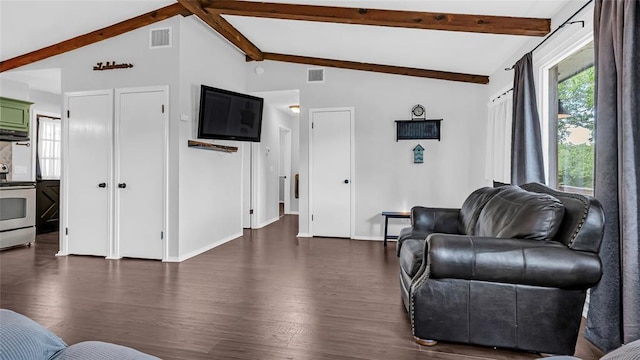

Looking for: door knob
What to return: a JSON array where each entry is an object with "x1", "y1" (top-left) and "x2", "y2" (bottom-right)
[
  {"x1": 118, "y1": 183, "x2": 127, "y2": 189},
  {"x1": 344, "y1": 179, "x2": 350, "y2": 184},
  {"x1": 98, "y1": 183, "x2": 107, "y2": 188}
]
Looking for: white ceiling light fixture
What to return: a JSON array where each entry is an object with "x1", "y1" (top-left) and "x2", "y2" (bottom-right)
[{"x1": 289, "y1": 105, "x2": 300, "y2": 114}]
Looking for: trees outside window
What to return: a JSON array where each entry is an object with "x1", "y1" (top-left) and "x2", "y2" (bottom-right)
[{"x1": 550, "y1": 42, "x2": 594, "y2": 195}]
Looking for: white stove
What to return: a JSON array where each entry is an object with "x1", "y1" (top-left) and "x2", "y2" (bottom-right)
[{"x1": 0, "y1": 181, "x2": 36, "y2": 249}]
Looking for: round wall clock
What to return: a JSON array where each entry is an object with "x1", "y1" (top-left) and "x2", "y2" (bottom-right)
[{"x1": 411, "y1": 104, "x2": 426, "y2": 119}]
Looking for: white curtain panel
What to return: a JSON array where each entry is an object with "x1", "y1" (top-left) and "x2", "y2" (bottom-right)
[
  {"x1": 485, "y1": 93, "x2": 513, "y2": 184},
  {"x1": 38, "y1": 118, "x2": 61, "y2": 179}
]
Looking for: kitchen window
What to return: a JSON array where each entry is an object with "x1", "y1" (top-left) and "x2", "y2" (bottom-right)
[
  {"x1": 548, "y1": 42, "x2": 595, "y2": 196},
  {"x1": 37, "y1": 115, "x2": 61, "y2": 180}
]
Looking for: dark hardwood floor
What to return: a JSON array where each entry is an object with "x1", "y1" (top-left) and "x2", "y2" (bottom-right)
[{"x1": 1, "y1": 216, "x2": 603, "y2": 360}]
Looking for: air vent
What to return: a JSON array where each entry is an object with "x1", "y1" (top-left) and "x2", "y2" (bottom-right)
[
  {"x1": 307, "y1": 68, "x2": 325, "y2": 83},
  {"x1": 150, "y1": 27, "x2": 171, "y2": 48}
]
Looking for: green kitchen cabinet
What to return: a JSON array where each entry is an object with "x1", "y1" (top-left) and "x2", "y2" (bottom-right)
[{"x1": 1, "y1": 97, "x2": 33, "y2": 136}]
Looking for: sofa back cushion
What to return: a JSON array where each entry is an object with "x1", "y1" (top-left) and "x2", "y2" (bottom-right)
[
  {"x1": 520, "y1": 182, "x2": 604, "y2": 252},
  {"x1": 459, "y1": 187, "x2": 505, "y2": 235},
  {"x1": 476, "y1": 187, "x2": 565, "y2": 240}
]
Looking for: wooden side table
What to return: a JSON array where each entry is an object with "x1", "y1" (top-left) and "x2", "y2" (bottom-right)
[{"x1": 381, "y1": 211, "x2": 411, "y2": 246}]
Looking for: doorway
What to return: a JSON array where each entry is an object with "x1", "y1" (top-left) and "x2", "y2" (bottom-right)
[
  {"x1": 243, "y1": 89, "x2": 300, "y2": 229},
  {"x1": 35, "y1": 114, "x2": 61, "y2": 234},
  {"x1": 279, "y1": 127, "x2": 291, "y2": 217}
]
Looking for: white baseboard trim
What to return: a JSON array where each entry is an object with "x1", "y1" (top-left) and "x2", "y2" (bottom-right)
[
  {"x1": 288, "y1": 211, "x2": 299, "y2": 215},
  {"x1": 253, "y1": 216, "x2": 279, "y2": 229},
  {"x1": 296, "y1": 232, "x2": 312, "y2": 238},
  {"x1": 105, "y1": 256, "x2": 122, "y2": 260},
  {"x1": 168, "y1": 231, "x2": 242, "y2": 262},
  {"x1": 351, "y1": 235, "x2": 385, "y2": 241},
  {"x1": 55, "y1": 251, "x2": 68, "y2": 257}
]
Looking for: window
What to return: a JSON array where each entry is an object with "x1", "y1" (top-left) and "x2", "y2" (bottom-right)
[
  {"x1": 548, "y1": 42, "x2": 594, "y2": 195},
  {"x1": 37, "y1": 115, "x2": 61, "y2": 180}
]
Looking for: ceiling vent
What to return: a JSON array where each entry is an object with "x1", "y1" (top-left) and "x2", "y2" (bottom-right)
[
  {"x1": 150, "y1": 27, "x2": 171, "y2": 48},
  {"x1": 307, "y1": 68, "x2": 325, "y2": 83}
]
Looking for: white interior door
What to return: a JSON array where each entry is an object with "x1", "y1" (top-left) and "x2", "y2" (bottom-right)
[
  {"x1": 65, "y1": 91, "x2": 112, "y2": 256},
  {"x1": 311, "y1": 109, "x2": 353, "y2": 238},
  {"x1": 115, "y1": 87, "x2": 166, "y2": 260}
]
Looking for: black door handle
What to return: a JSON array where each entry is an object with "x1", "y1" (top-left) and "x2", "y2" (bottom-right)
[
  {"x1": 98, "y1": 183, "x2": 107, "y2": 188},
  {"x1": 344, "y1": 179, "x2": 349, "y2": 184},
  {"x1": 118, "y1": 183, "x2": 127, "y2": 189}
]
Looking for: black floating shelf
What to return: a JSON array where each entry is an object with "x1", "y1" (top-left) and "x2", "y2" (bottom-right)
[{"x1": 395, "y1": 119, "x2": 442, "y2": 141}]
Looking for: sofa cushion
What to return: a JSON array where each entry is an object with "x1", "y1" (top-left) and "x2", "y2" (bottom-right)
[
  {"x1": 399, "y1": 239, "x2": 425, "y2": 277},
  {"x1": 0, "y1": 309, "x2": 67, "y2": 360},
  {"x1": 520, "y1": 182, "x2": 604, "y2": 252},
  {"x1": 477, "y1": 187, "x2": 565, "y2": 241},
  {"x1": 459, "y1": 187, "x2": 506, "y2": 235}
]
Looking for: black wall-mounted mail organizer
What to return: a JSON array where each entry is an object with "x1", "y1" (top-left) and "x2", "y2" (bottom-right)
[{"x1": 395, "y1": 119, "x2": 442, "y2": 141}]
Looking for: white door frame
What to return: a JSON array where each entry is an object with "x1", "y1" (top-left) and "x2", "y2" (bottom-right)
[
  {"x1": 308, "y1": 107, "x2": 355, "y2": 238},
  {"x1": 279, "y1": 126, "x2": 292, "y2": 215},
  {"x1": 59, "y1": 89, "x2": 114, "y2": 257},
  {"x1": 113, "y1": 85, "x2": 169, "y2": 260}
]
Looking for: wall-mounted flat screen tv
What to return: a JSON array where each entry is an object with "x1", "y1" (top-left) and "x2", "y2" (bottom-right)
[{"x1": 197, "y1": 85, "x2": 264, "y2": 142}]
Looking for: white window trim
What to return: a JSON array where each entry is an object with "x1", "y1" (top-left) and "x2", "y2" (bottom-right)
[
  {"x1": 532, "y1": 4, "x2": 594, "y2": 184},
  {"x1": 37, "y1": 114, "x2": 62, "y2": 180}
]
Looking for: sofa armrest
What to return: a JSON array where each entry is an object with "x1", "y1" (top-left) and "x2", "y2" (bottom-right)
[
  {"x1": 426, "y1": 234, "x2": 602, "y2": 289},
  {"x1": 410, "y1": 207, "x2": 461, "y2": 233},
  {"x1": 396, "y1": 207, "x2": 460, "y2": 256}
]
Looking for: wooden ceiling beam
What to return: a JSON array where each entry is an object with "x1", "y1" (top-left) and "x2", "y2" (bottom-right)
[
  {"x1": 204, "y1": 1, "x2": 550, "y2": 37},
  {"x1": 257, "y1": 53, "x2": 489, "y2": 84},
  {"x1": 0, "y1": 4, "x2": 191, "y2": 72},
  {"x1": 178, "y1": 0, "x2": 263, "y2": 61}
]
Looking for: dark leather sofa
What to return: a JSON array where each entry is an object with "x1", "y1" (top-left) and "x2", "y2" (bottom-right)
[{"x1": 397, "y1": 183, "x2": 604, "y2": 355}]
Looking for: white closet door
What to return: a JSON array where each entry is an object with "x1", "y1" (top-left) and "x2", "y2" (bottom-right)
[
  {"x1": 115, "y1": 87, "x2": 166, "y2": 260},
  {"x1": 311, "y1": 109, "x2": 353, "y2": 238},
  {"x1": 65, "y1": 91, "x2": 113, "y2": 256}
]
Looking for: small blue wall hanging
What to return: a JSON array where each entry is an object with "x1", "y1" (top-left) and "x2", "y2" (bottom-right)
[{"x1": 413, "y1": 144, "x2": 424, "y2": 164}]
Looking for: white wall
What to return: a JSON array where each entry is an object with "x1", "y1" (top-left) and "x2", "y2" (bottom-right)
[
  {"x1": 247, "y1": 62, "x2": 489, "y2": 239},
  {"x1": 252, "y1": 104, "x2": 280, "y2": 227},
  {"x1": 30, "y1": 89, "x2": 61, "y2": 116},
  {"x1": 177, "y1": 16, "x2": 248, "y2": 260},
  {"x1": 0, "y1": 78, "x2": 29, "y2": 99},
  {"x1": 9, "y1": 14, "x2": 253, "y2": 261},
  {"x1": 16, "y1": 16, "x2": 182, "y2": 258}
]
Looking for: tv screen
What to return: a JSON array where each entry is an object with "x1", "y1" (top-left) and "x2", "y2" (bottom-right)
[{"x1": 197, "y1": 85, "x2": 264, "y2": 142}]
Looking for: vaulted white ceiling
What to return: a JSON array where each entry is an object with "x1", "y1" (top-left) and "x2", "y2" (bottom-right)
[{"x1": 1, "y1": 0, "x2": 573, "y2": 83}]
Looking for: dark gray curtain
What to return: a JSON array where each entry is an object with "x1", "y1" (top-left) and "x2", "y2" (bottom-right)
[
  {"x1": 511, "y1": 52, "x2": 546, "y2": 185},
  {"x1": 586, "y1": 0, "x2": 640, "y2": 353}
]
